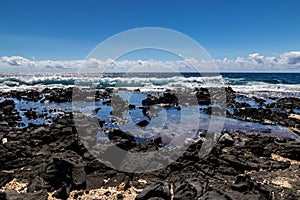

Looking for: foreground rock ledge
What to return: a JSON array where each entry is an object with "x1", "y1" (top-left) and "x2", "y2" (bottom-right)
[
  {"x1": 0, "y1": 87, "x2": 300, "y2": 199},
  {"x1": 0, "y1": 115, "x2": 299, "y2": 200}
]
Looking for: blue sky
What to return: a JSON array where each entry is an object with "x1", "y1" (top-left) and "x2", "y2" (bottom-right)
[{"x1": 0, "y1": 0, "x2": 299, "y2": 60}]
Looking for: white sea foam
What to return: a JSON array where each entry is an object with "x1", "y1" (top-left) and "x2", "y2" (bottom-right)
[
  {"x1": 1, "y1": 73, "x2": 300, "y2": 99},
  {"x1": 0, "y1": 73, "x2": 225, "y2": 91},
  {"x1": 231, "y1": 82, "x2": 300, "y2": 98}
]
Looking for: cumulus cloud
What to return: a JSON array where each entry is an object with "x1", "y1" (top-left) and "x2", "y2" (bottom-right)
[
  {"x1": 1, "y1": 56, "x2": 36, "y2": 67},
  {"x1": 214, "y1": 51, "x2": 300, "y2": 72},
  {"x1": 280, "y1": 51, "x2": 300, "y2": 65},
  {"x1": 0, "y1": 51, "x2": 300, "y2": 73},
  {"x1": 249, "y1": 53, "x2": 265, "y2": 64}
]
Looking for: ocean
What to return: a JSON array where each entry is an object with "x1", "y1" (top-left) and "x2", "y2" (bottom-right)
[
  {"x1": 1, "y1": 72, "x2": 300, "y2": 101},
  {"x1": 1, "y1": 72, "x2": 300, "y2": 92}
]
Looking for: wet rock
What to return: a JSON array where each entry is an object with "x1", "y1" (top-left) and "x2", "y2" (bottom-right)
[
  {"x1": 275, "y1": 97, "x2": 300, "y2": 109},
  {"x1": 142, "y1": 94, "x2": 158, "y2": 106},
  {"x1": 234, "y1": 101, "x2": 251, "y2": 108},
  {"x1": 128, "y1": 104, "x2": 136, "y2": 110},
  {"x1": 95, "y1": 107, "x2": 101, "y2": 113},
  {"x1": 153, "y1": 137, "x2": 163, "y2": 147},
  {"x1": 158, "y1": 91, "x2": 178, "y2": 106},
  {"x1": 253, "y1": 96, "x2": 266, "y2": 106},
  {"x1": 142, "y1": 91, "x2": 179, "y2": 107},
  {"x1": 136, "y1": 120, "x2": 149, "y2": 127},
  {"x1": 108, "y1": 129, "x2": 136, "y2": 150}
]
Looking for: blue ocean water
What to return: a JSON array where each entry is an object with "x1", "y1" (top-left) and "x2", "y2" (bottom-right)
[
  {"x1": 221, "y1": 73, "x2": 300, "y2": 85},
  {"x1": 1, "y1": 72, "x2": 300, "y2": 98}
]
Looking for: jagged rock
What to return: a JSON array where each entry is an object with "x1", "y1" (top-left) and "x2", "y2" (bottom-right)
[
  {"x1": 173, "y1": 178, "x2": 205, "y2": 200},
  {"x1": 136, "y1": 181, "x2": 170, "y2": 200}
]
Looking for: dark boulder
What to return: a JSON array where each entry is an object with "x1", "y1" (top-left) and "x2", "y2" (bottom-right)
[
  {"x1": 108, "y1": 129, "x2": 136, "y2": 150},
  {"x1": 136, "y1": 181, "x2": 170, "y2": 200},
  {"x1": 136, "y1": 120, "x2": 149, "y2": 127}
]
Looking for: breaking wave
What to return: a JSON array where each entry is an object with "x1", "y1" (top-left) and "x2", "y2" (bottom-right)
[
  {"x1": 0, "y1": 73, "x2": 224, "y2": 90},
  {"x1": 1, "y1": 72, "x2": 300, "y2": 98}
]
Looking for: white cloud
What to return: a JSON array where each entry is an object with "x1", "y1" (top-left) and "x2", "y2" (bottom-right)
[
  {"x1": 249, "y1": 53, "x2": 265, "y2": 64},
  {"x1": 0, "y1": 51, "x2": 300, "y2": 73},
  {"x1": 213, "y1": 51, "x2": 300, "y2": 72},
  {"x1": 280, "y1": 51, "x2": 300, "y2": 65},
  {"x1": 1, "y1": 56, "x2": 36, "y2": 67}
]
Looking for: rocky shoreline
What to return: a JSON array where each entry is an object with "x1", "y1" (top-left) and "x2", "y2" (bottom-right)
[{"x1": 1, "y1": 87, "x2": 300, "y2": 199}]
